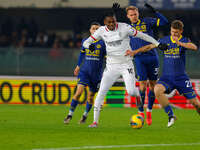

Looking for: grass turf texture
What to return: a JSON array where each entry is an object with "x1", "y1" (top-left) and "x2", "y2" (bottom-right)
[{"x1": 0, "y1": 104, "x2": 200, "y2": 150}]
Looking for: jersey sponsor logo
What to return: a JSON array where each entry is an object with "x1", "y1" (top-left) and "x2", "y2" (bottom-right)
[
  {"x1": 132, "y1": 23, "x2": 147, "y2": 32},
  {"x1": 106, "y1": 40, "x2": 122, "y2": 47},
  {"x1": 104, "y1": 32, "x2": 121, "y2": 42},
  {"x1": 135, "y1": 25, "x2": 147, "y2": 32},
  {"x1": 165, "y1": 55, "x2": 180, "y2": 58},
  {"x1": 85, "y1": 57, "x2": 100, "y2": 61},
  {"x1": 85, "y1": 49, "x2": 100, "y2": 57},
  {"x1": 164, "y1": 47, "x2": 180, "y2": 55}
]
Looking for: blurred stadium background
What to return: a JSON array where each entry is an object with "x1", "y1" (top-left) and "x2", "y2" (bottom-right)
[
  {"x1": 0, "y1": 0, "x2": 200, "y2": 107},
  {"x1": 1, "y1": 1, "x2": 200, "y2": 150}
]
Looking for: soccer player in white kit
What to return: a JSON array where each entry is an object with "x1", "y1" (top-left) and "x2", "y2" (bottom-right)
[{"x1": 83, "y1": 12, "x2": 167, "y2": 127}]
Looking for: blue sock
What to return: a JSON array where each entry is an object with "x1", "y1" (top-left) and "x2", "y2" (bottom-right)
[
  {"x1": 138, "y1": 91, "x2": 145, "y2": 112},
  {"x1": 69, "y1": 99, "x2": 79, "y2": 114},
  {"x1": 164, "y1": 105, "x2": 174, "y2": 117},
  {"x1": 147, "y1": 90, "x2": 155, "y2": 110},
  {"x1": 84, "y1": 101, "x2": 93, "y2": 116}
]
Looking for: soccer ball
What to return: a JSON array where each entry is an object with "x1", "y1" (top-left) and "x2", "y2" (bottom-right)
[{"x1": 130, "y1": 114, "x2": 144, "y2": 129}]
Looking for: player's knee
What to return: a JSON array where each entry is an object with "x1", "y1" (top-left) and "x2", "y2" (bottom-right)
[
  {"x1": 73, "y1": 93, "x2": 82, "y2": 100},
  {"x1": 94, "y1": 106, "x2": 99, "y2": 111},
  {"x1": 94, "y1": 104, "x2": 101, "y2": 111}
]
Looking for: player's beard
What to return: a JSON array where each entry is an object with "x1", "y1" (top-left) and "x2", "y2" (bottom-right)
[{"x1": 107, "y1": 25, "x2": 115, "y2": 31}]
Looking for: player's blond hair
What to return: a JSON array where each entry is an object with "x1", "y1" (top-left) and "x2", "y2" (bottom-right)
[
  {"x1": 171, "y1": 20, "x2": 184, "y2": 30},
  {"x1": 126, "y1": 6, "x2": 138, "y2": 13}
]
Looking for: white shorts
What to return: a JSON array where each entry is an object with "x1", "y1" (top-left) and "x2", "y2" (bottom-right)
[{"x1": 94, "y1": 61, "x2": 139, "y2": 108}]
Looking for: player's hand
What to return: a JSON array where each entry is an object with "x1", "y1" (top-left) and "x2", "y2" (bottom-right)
[
  {"x1": 158, "y1": 43, "x2": 168, "y2": 50},
  {"x1": 89, "y1": 44, "x2": 95, "y2": 52},
  {"x1": 144, "y1": 2, "x2": 156, "y2": 13},
  {"x1": 125, "y1": 50, "x2": 137, "y2": 57},
  {"x1": 74, "y1": 66, "x2": 80, "y2": 76},
  {"x1": 173, "y1": 36, "x2": 181, "y2": 46},
  {"x1": 112, "y1": 2, "x2": 121, "y2": 13}
]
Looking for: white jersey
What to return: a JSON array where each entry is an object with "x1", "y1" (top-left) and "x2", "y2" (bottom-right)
[
  {"x1": 92, "y1": 23, "x2": 135, "y2": 64},
  {"x1": 83, "y1": 22, "x2": 159, "y2": 64}
]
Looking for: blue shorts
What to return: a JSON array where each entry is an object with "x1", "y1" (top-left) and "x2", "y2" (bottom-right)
[
  {"x1": 157, "y1": 75, "x2": 196, "y2": 99},
  {"x1": 134, "y1": 55, "x2": 159, "y2": 81},
  {"x1": 78, "y1": 71, "x2": 101, "y2": 93}
]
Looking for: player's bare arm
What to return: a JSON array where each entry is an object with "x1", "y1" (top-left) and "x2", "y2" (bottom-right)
[
  {"x1": 74, "y1": 66, "x2": 80, "y2": 76},
  {"x1": 130, "y1": 29, "x2": 168, "y2": 50},
  {"x1": 125, "y1": 44, "x2": 157, "y2": 57},
  {"x1": 133, "y1": 31, "x2": 159, "y2": 47},
  {"x1": 174, "y1": 37, "x2": 198, "y2": 51}
]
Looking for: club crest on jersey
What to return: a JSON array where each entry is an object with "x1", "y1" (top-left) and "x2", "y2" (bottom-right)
[{"x1": 96, "y1": 44, "x2": 101, "y2": 49}]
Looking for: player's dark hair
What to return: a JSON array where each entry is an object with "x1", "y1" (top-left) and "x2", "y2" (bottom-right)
[
  {"x1": 171, "y1": 20, "x2": 184, "y2": 30},
  {"x1": 103, "y1": 11, "x2": 115, "y2": 20},
  {"x1": 90, "y1": 22, "x2": 101, "y2": 28}
]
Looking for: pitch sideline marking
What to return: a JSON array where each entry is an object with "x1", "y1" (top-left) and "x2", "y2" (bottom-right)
[{"x1": 32, "y1": 142, "x2": 200, "y2": 150}]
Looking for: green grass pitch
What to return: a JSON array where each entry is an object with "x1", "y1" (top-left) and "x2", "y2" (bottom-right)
[{"x1": 0, "y1": 104, "x2": 200, "y2": 150}]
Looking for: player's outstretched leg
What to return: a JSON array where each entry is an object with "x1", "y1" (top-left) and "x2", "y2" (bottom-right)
[
  {"x1": 154, "y1": 84, "x2": 176, "y2": 127},
  {"x1": 89, "y1": 69, "x2": 119, "y2": 128},
  {"x1": 122, "y1": 66, "x2": 144, "y2": 117}
]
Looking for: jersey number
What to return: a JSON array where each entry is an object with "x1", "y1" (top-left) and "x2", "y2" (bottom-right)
[
  {"x1": 154, "y1": 68, "x2": 159, "y2": 75},
  {"x1": 185, "y1": 80, "x2": 192, "y2": 88},
  {"x1": 127, "y1": 68, "x2": 133, "y2": 74}
]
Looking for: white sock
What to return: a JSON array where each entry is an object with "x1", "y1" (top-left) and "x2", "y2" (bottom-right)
[
  {"x1": 83, "y1": 111, "x2": 88, "y2": 117},
  {"x1": 94, "y1": 106, "x2": 100, "y2": 123},
  {"x1": 146, "y1": 108, "x2": 152, "y2": 112},
  {"x1": 68, "y1": 110, "x2": 74, "y2": 116}
]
